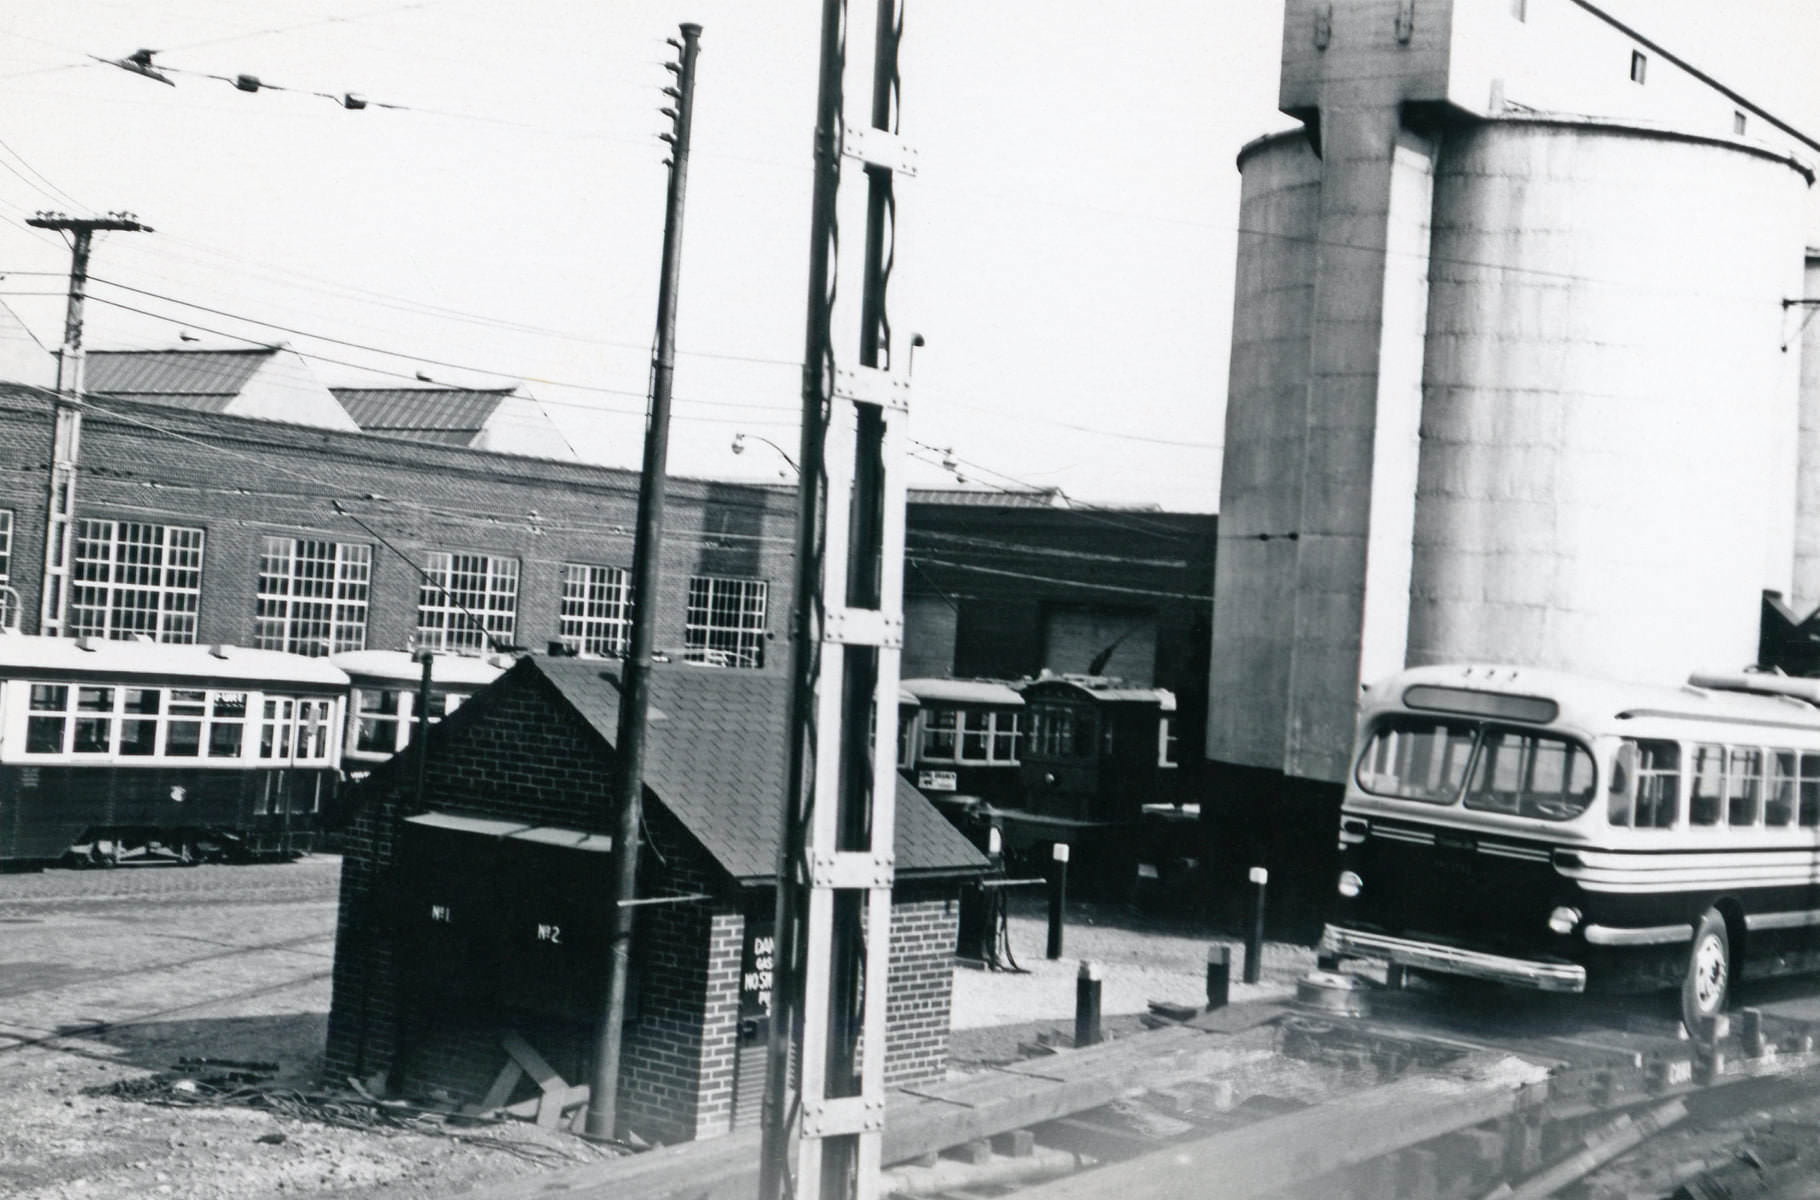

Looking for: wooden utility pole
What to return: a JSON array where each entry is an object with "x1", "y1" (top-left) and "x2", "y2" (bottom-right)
[
  {"x1": 27, "y1": 211, "x2": 151, "y2": 637},
  {"x1": 761, "y1": 2, "x2": 914, "y2": 1197},
  {"x1": 585, "y1": 22, "x2": 702, "y2": 1142}
]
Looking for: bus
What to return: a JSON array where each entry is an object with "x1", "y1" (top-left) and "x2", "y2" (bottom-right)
[
  {"x1": 1323, "y1": 663, "x2": 1820, "y2": 1029},
  {"x1": 0, "y1": 635, "x2": 348, "y2": 866}
]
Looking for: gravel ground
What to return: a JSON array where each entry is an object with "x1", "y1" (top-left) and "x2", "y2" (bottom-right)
[{"x1": 0, "y1": 857, "x2": 1305, "y2": 1199}]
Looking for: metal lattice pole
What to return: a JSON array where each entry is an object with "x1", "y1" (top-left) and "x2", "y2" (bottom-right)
[{"x1": 761, "y1": 2, "x2": 913, "y2": 1197}]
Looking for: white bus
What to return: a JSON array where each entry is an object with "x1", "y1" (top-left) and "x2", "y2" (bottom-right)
[{"x1": 1323, "y1": 663, "x2": 1820, "y2": 1028}]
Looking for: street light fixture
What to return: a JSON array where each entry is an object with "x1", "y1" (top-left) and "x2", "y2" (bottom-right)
[{"x1": 731, "y1": 431, "x2": 798, "y2": 475}]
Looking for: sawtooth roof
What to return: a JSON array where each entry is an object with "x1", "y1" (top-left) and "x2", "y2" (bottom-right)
[
  {"x1": 490, "y1": 657, "x2": 989, "y2": 885},
  {"x1": 330, "y1": 386, "x2": 510, "y2": 438},
  {"x1": 86, "y1": 348, "x2": 276, "y2": 409}
]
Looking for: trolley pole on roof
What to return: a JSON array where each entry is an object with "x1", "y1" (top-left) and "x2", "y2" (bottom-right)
[
  {"x1": 27, "y1": 211, "x2": 151, "y2": 638},
  {"x1": 761, "y1": 1, "x2": 914, "y2": 1196},
  {"x1": 585, "y1": 21, "x2": 701, "y2": 1142}
]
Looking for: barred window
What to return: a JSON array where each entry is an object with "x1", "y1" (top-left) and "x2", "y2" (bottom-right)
[
  {"x1": 417, "y1": 550, "x2": 518, "y2": 654},
  {"x1": 255, "y1": 537, "x2": 371, "y2": 656},
  {"x1": 69, "y1": 519, "x2": 204, "y2": 643},
  {"x1": 559, "y1": 563, "x2": 631, "y2": 657},
  {"x1": 684, "y1": 575, "x2": 767, "y2": 668}
]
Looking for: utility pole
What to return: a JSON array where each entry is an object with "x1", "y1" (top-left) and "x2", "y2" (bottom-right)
[
  {"x1": 27, "y1": 211, "x2": 151, "y2": 637},
  {"x1": 585, "y1": 21, "x2": 702, "y2": 1142},
  {"x1": 761, "y1": 2, "x2": 914, "y2": 1197}
]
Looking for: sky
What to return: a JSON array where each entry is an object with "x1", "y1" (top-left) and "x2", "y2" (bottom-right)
[{"x1": 1, "y1": 1, "x2": 1818, "y2": 514}]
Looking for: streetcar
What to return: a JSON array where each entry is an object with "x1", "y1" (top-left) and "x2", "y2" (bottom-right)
[
  {"x1": 1322, "y1": 663, "x2": 1820, "y2": 1028},
  {"x1": 0, "y1": 635, "x2": 348, "y2": 867},
  {"x1": 331, "y1": 649, "x2": 504, "y2": 775}
]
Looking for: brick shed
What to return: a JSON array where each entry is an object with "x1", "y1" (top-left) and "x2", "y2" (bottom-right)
[{"x1": 325, "y1": 654, "x2": 988, "y2": 1144}]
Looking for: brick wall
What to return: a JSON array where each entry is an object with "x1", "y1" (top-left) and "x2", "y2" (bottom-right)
[
  {"x1": 0, "y1": 386, "x2": 796, "y2": 664},
  {"x1": 324, "y1": 663, "x2": 969, "y2": 1143},
  {"x1": 323, "y1": 664, "x2": 744, "y2": 1144},
  {"x1": 883, "y1": 888, "x2": 959, "y2": 1087}
]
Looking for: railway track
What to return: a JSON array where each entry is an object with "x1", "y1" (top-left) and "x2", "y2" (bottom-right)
[{"x1": 478, "y1": 974, "x2": 1820, "y2": 1200}]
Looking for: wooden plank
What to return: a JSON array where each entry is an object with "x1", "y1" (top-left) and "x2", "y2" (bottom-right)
[
  {"x1": 1011, "y1": 1056, "x2": 1549, "y2": 1200},
  {"x1": 1186, "y1": 1003, "x2": 1290, "y2": 1035},
  {"x1": 472, "y1": 1061, "x2": 523, "y2": 1114},
  {"x1": 501, "y1": 1031, "x2": 562, "y2": 1090}
]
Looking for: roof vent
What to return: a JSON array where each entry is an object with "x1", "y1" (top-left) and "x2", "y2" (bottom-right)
[
  {"x1": 75, "y1": 635, "x2": 98, "y2": 652},
  {"x1": 209, "y1": 644, "x2": 231, "y2": 660}
]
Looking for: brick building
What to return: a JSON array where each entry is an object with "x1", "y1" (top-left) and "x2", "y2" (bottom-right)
[
  {"x1": 903, "y1": 488, "x2": 1217, "y2": 770},
  {"x1": 324, "y1": 655, "x2": 987, "y2": 1143},
  {"x1": 0, "y1": 382, "x2": 795, "y2": 670}
]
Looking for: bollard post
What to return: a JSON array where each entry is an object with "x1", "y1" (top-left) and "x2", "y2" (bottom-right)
[
  {"x1": 1243, "y1": 865, "x2": 1268, "y2": 984},
  {"x1": 1075, "y1": 960, "x2": 1103, "y2": 1047},
  {"x1": 1206, "y1": 944, "x2": 1231, "y2": 1010},
  {"x1": 1741, "y1": 1008, "x2": 1765, "y2": 1058},
  {"x1": 1047, "y1": 842, "x2": 1070, "y2": 960}
]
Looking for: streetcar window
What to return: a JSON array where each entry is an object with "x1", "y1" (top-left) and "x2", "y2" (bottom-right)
[
  {"x1": 921, "y1": 708, "x2": 958, "y2": 761},
  {"x1": 26, "y1": 683, "x2": 68, "y2": 754},
  {"x1": 260, "y1": 698, "x2": 295, "y2": 760},
  {"x1": 949, "y1": 710, "x2": 1020, "y2": 764},
  {"x1": 1357, "y1": 716, "x2": 1475, "y2": 804},
  {"x1": 1729, "y1": 748, "x2": 1765, "y2": 826},
  {"x1": 1802, "y1": 754, "x2": 1820, "y2": 827},
  {"x1": 72, "y1": 686, "x2": 114, "y2": 754},
  {"x1": 167, "y1": 689, "x2": 205, "y2": 757},
  {"x1": 1768, "y1": 751, "x2": 1796, "y2": 827},
  {"x1": 119, "y1": 688, "x2": 160, "y2": 756},
  {"x1": 1072, "y1": 711, "x2": 1097, "y2": 759},
  {"x1": 1464, "y1": 728, "x2": 1596, "y2": 820},
  {"x1": 960, "y1": 712, "x2": 989, "y2": 761},
  {"x1": 996, "y1": 712, "x2": 1021, "y2": 762},
  {"x1": 208, "y1": 692, "x2": 246, "y2": 758},
  {"x1": 1690, "y1": 744, "x2": 1725, "y2": 826},
  {"x1": 299, "y1": 699, "x2": 334, "y2": 761},
  {"x1": 355, "y1": 688, "x2": 402, "y2": 754},
  {"x1": 1633, "y1": 740, "x2": 1680, "y2": 828}
]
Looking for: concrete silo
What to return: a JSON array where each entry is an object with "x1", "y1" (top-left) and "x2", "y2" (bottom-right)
[{"x1": 1203, "y1": 0, "x2": 1819, "y2": 933}]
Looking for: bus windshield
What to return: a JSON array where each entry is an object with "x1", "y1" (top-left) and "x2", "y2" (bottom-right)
[{"x1": 1356, "y1": 716, "x2": 1596, "y2": 821}]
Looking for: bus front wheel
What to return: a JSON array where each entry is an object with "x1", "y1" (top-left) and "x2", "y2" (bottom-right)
[{"x1": 1682, "y1": 908, "x2": 1730, "y2": 1032}]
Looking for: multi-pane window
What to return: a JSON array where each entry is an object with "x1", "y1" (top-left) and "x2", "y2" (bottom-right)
[
  {"x1": 21, "y1": 683, "x2": 334, "y2": 763},
  {"x1": 559, "y1": 563, "x2": 631, "y2": 657},
  {"x1": 354, "y1": 687, "x2": 403, "y2": 754},
  {"x1": 255, "y1": 537, "x2": 371, "y2": 655},
  {"x1": 684, "y1": 575, "x2": 768, "y2": 668},
  {"x1": 69, "y1": 519, "x2": 204, "y2": 642},
  {"x1": 947, "y1": 709, "x2": 1018, "y2": 764},
  {"x1": 0, "y1": 507, "x2": 12, "y2": 581},
  {"x1": 417, "y1": 551, "x2": 518, "y2": 654},
  {"x1": 1611, "y1": 739, "x2": 1680, "y2": 829}
]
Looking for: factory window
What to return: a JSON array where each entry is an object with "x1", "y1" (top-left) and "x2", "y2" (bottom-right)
[
  {"x1": 255, "y1": 537, "x2": 371, "y2": 656},
  {"x1": 1629, "y1": 50, "x2": 1647, "y2": 84},
  {"x1": 0, "y1": 507, "x2": 12, "y2": 580},
  {"x1": 684, "y1": 575, "x2": 768, "y2": 668},
  {"x1": 1734, "y1": 111, "x2": 1747, "y2": 135},
  {"x1": 69, "y1": 519, "x2": 204, "y2": 643},
  {"x1": 416, "y1": 551, "x2": 518, "y2": 654},
  {"x1": 559, "y1": 562, "x2": 631, "y2": 657}
]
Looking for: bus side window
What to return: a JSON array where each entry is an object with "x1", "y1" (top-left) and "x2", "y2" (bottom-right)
[
  {"x1": 1768, "y1": 751, "x2": 1797, "y2": 827},
  {"x1": 1632, "y1": 740, "x2": 1679, "y2": 828},
  {"x1": 1689, "y1": 744, "x2": 1725, "y2": 826},
  {"x1": 1608, "y1": 741, "x2": 1635, "y2": 826},
  {"x1": 1801, "y1": 753, "x2": 1820, "y2": 827},
  {"x1": 1728, "y1": 747, "x2": 1763, "y2": 827}
]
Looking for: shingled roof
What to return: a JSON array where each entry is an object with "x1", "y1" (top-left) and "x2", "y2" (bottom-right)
[
  {"x1": 330, "y1": 386, "x2": 507, "y2": 440},
  {"x1": 509, "y1": 656, "x2": 988, "y2": 884},
  {"x1": 87, "y1": 348, "x2": 273, "y2": 410}
]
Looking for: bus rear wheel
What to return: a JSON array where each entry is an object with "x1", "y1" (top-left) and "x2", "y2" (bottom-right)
[{"x1": 1682, "y1": 908, "x2": 1730, "y2": 1033}]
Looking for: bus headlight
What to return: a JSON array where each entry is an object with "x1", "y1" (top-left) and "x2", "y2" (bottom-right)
[
  {"x1": 1547, "y1": 906, "x2": 1582, "y2": 935},
  {"x1": 1337, "y1": 871, "x2": 1363, "y2": 898}
]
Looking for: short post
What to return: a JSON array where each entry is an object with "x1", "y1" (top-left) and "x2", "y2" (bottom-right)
[
  {"x1": 1075, "y1": 960, "x2": 1103, "y2": 1047},
  {"x1": 1047, "y1": 842, "x2": 1070, "y2": 960},
  {"x1": 1741, "y1": 1008, "x2": 1765, "y2": 1058},
  {"x1": 1243, "y1": 865, "x2": 1268, "y2": 984},
  {"x1": 1206, "y1": 944, "x2": 1231, "y2": 1010}
]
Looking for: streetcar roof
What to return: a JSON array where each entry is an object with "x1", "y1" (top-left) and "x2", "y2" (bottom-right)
[
  {"x1": 898, "y1": 677, "x2": 1025, "y2": 707},
  {"x1": 1365, "y1": 663, "x2": 1820, "y2": 732},
  {"x1": 0, "y1": 634, "x2": 349, "y2": 687},
  {"x1": 329, "y1": 649, "x2": 508, "y2": 687}
]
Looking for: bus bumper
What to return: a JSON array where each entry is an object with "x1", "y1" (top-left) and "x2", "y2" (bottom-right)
[{"x1": 1322, "y1": 924, "x2": 1586, "y2": 994}]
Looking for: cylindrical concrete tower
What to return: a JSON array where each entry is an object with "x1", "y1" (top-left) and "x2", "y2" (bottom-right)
[
  {"x1": 1408, "y1": 120, "x2": 1810, "y2": 681},
  {"x1": 1206, "y1": 131, "x2": 1321, "y2": 773}
]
